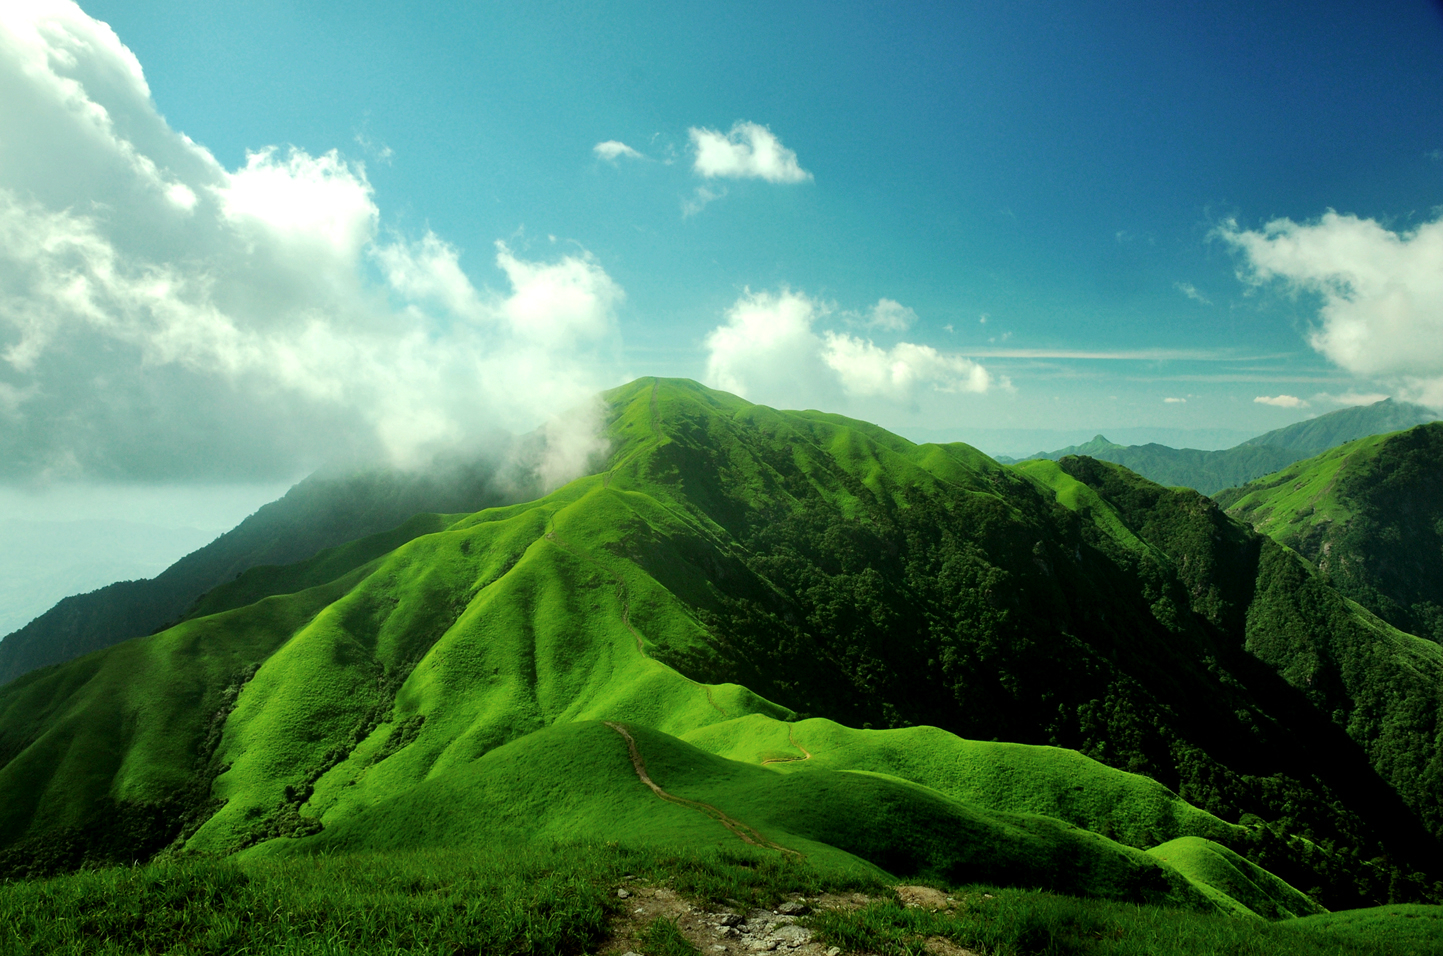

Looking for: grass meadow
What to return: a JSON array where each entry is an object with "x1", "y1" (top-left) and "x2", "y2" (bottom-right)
[{"x1": 2, "y1": 842, "x2": 1439, "y2": 956}]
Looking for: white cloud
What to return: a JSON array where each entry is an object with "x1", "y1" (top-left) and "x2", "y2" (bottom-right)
[
  {"x1": 1218, "y1": 211, "x2": 1443, "y2": 407},
  {"x1": 1175, "y1": 282, "x2": 1211, "y2": 305},
  {"x1": 0, "y1": 2, "x2": 622, "y2": 482},
  {"x1": 864, "y1": 298, "x2": 915, "y2": 331},
  {"x1": 1163, "y1": 397, "x2": 1187, "y2": 403},
  {"x1": 703, "y1": 289, "x2": 999, "y2": 409},
  {"x1": 821, "y1": 334, "x2": 993, "y2": 400},
  {"x1": 689, "y1": 122, "x2": 811, "y2": 183},
  {"x1": 594, "y1": 140, "x2": 642, "y2": 161},
  {"x1": 1254, "y1": 394, "x2": 1309, "y2": 408}
]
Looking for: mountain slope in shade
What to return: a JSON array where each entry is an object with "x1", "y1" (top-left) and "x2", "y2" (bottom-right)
[
  {"x1": 0, "y1": 445, "x2": 536, "y2": 687},
  {"x1": 0, "y1": 379, "x2": 1438, "y2": 912},
  {"x1": 1004, "y1": 399, "x2": 1439, "y2": 495},
  {"x1": 1216, "y1": 422, "x2": 1443, "y2": 644}
]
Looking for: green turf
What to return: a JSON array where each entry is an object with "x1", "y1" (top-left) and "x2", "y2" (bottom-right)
[
  {"x1": 809, "y1": 888, "x2": 1443, "y2": 956},
  {"x1": 1147, "y1": 837, "x2": 1324, "y2": 920},
  {"x1": 1284, "y1": 904, "x2": 1443, "y2": 949}
]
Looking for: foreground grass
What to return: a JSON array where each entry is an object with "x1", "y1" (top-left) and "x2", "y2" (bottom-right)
[
  {"x1": 809, "y1": 888, "x2": 1443, "y2": 956},
  {"x1": 3, "y1": 843, "x2": 1440, "y2": 955},
  {"x1": 0, "y1": 842, "x2": 876, "y2": 956}
]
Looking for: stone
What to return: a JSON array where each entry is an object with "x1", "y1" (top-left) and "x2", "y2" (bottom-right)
[
  {"x1": 776, "y1": 900, "x2": 809, "y2": 916},
  {"x1": 716, "y1": 913, "x2": 744, "y2": 926},
  {"x1": 617, "y1": 889, "x2": 631, "y2": 899},
  {"x1": 747, "y1": 941, "x2": 778, "y2": 952},
  {"x1": 826, "y1": 948, "x2": 842, "y2": 956},
  {"x1": 773, "y1": 924, "x2": 812, "y2": 944}
]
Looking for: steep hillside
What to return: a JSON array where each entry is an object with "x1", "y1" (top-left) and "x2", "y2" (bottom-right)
[
  {"x1": 1008, "y1": 399, "x2": 1438, "y2": 494},
  {"x1": 0, "y1": 445, "x2": 534, "y2": 686},
  {"x1": 1217, "y1": 423, "x2": 1443, "y2": 644},
  {"x1": 0, "y1": 379, "x2": 1439, "y2": 912}
]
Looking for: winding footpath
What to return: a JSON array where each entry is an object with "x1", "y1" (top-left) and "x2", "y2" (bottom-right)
[
  {"x1": 760, "y1": 724, "x2": 813, "y2": 765},
  {"x1": 605, "y1": 721, "x2": 799, "y2": 857}
]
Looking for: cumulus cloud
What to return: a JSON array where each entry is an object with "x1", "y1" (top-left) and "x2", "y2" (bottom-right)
[
  {"x1": 863, "y1": 298, "x2": 916, "y2": 331},
  {"x1": 593, "y1": 140, "x2": 642, "y2": 161},
  {"x1": 821, "y1": 335, "x2": 992, "y2": 400},
  {"x1": 1218, "y1": 211, "x2": 1443, "y2": 407},
  {"x1": 0, "y1": 2, "x2": 621, "y2": 483},
  {"x1": 1254, "y1": 395, "x2": 1308, "y2": 408},
  {"x1": 689, "y1": 122, "x2": 811, "y2": 183},
  {"x1": 703, "y1": 289, "x2": 998, "y2": 410}
]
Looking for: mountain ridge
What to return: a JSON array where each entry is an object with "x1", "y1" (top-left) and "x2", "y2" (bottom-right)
[{"x1": 1, "y1": 378, "x2": 1438, "y2": 912}]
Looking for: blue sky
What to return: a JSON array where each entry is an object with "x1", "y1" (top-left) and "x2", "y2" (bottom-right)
[
  {"x1": 1, "y1": 2, "x2": 1442, "y2": 500},
  {"x1": 66, "y1": 0, "x2": 1442, "y2": 450}
]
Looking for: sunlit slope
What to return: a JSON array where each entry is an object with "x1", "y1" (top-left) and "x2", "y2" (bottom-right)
[
  {"x1": 268, "y1": 720, "x2": 1232, "y2": 911},
  {"x1": 1147, "y1": 837, "x2": 1325, "y2": 920},
  {"x1": 1, "y1": 377, "x2": 1440, "y2": 912},
  {"x1": 683, "y1": 716, "x2": 1240, "y2": 850},
  {"x1": 1217, "y1": 422, "x2": 1443, "y2": 644}
]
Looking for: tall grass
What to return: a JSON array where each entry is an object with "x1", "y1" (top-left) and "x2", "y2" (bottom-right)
[
  {"x1": 0, "y1": 842, "x2": 879, "y2": 956},
  {"x1": 806, "y1": 887, "x2": 1443, "y2": 956}
]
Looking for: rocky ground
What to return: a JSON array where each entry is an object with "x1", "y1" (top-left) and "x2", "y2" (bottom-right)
[{"x1": 600, "y1": 881, "x2": 983, "y2": 956}]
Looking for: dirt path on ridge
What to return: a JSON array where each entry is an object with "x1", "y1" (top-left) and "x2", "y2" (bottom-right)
[
  {"x1": 761, "y1": 724, "x2": 813, "y2": 765},
  {"x1": 605, "y1": 721, "x2": 799, "y2": 857}
]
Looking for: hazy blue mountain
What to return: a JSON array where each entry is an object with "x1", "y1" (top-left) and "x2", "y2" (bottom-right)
[
  {"x1": 1000, "y1": 399, "x2": 1439, "y2": 494},
  {"x1": 0, "y1": 520, "x2": 214, "y2": 636},
  {"x1": 0, "y1": 446, "x2": 538, "y2": 686}
]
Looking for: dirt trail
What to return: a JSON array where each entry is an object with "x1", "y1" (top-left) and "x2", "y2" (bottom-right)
[
  {"x1": 544, "y1": 527, "x2": 727, "y2": 718},
  {"x1": 761, "y1": 724, "x2": 813, "y2": 765},
  {"x1": 605, "y1": 721, "x2": 799, "y2": 857}
]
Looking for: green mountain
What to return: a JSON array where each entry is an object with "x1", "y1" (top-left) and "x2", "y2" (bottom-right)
[
  {"x1": 0, "y1": 446, "x2": 536, "y2": 687},
  {"x1": 1, "y1": 379, "x2": 1439, "y2": 918},
  {"x1": 1005, "y1": 399, "x2": 1439, "y2": 495},
  {"x1": 1216, "y1": 423, "x2": 1443, "y2": 644}
]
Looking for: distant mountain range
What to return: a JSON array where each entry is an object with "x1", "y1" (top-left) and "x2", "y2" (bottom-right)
[
  {"x1": 997, "y1": 399, "x2": 1440, "y2": 495},
  {"x1": 1, "y1": 379, "x2": 1439, "y2": 917}
]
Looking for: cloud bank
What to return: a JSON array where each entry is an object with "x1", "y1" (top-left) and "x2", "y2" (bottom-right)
[
  {"x1": 703, "y1": 289, "x2": 999, "y2": 410},
  {"x1": 0, "y1": 2, "x2": 622, "y2": 482},
  {"x1": 1219, "y1": 211, "x2": 1443, "y2": 407}
]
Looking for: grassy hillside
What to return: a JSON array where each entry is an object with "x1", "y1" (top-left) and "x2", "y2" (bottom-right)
[
  {"x1": 0, "y1": 378, "x2": 1439, "y2": 916},
  {"x1": 1008, "y1": 399, "x2": 1438, "y2": 494},
  {"x1": 1217, "y1": 423, "x2": 1443, "y2": 644}
]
